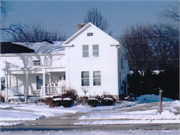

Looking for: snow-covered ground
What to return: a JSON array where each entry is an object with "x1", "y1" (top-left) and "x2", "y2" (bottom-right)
[
  {"x1": 0, "y1": 94, "x2": 179, "y2": 126},
  {"x1": 1, "y1": 129, "x2": 180, "y2": 135}
]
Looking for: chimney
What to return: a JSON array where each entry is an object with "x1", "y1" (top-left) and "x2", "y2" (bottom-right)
[{"x1": 77, "y1": 23, "x2": 86, "y2": 31}]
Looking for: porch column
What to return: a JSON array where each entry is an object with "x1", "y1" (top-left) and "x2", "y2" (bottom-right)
[
  {"x1": 8, "y1": 73, "x2": 11, "y2": 88},
  {"x1": 25, "y1": 70, "x2": 28, "y2": 102},
  {"x1": 48, "y1": 72, "x2": 51, "y2": 83},
  {"x1": 4, "y1": 61, "x2": 8, "y2": 103},
  {"x1": 42, "y1": 69, "x2": 46, "y2": 97},
  {"x1": 5, "y1": 73, "x2": 8, "y2": 103},
  {"x1": 66, "y1": 47, "x2": 70, "y2": 88}
]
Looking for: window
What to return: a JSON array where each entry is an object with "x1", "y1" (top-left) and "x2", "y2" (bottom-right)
[
  {"x1": 93, "y1": 45, "x2": 99, "y2": 57},
  {"x1": 1, "y1": 77, "x2": 5, "y2": 90},
  {"x1": 33, "y1": 60, "x2": 41, "y2": 66},
  {"x1": 87, "y1": 33, "x2": 93, "y2": 36},
  {"x1": 81, "y1": 71, "x2": 89, "y2": 86},
  {"x1": 93, "y1": 71, "x2": 101, "y2": 86},
  {"x1": 82, "y1": 45, "x2": 89, "y2": 57},
  {"x1": 36, "y1": 76, "x2": 43, "y2": 89}
]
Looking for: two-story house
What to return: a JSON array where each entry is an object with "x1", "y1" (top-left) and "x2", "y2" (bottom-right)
[{"x1": 0, "y1": 22, "x2": 129, "y2": 103}]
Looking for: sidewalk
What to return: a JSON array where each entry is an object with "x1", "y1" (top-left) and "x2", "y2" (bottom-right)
[{"x1": 26, "y1": 102, "x2": 180, "y2": 126}]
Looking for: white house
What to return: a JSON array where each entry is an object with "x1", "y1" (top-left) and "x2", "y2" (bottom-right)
[{"x1": 0, "y1": 22, "x2": 129, "y2": 103}]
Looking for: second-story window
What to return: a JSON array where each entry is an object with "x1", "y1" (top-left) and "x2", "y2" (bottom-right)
[
  {"x1": 33, "y1": 60, "x2": 41, "y2": 66},
  {"x1": 82, "y1": 45, "x2": 89, "y2": 58},
  {"x1": 93, "y1": 45, "x2": 99, "y2": 57}
]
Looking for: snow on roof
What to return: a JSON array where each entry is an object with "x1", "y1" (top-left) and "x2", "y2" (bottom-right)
[{"x1": 13, "y1": 41, "x2": 64, "y2": 53}]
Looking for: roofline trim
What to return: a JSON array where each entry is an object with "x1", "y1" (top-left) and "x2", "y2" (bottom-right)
[{"x1": 63, "y1": 22, "x2": 92, "y2": 45}]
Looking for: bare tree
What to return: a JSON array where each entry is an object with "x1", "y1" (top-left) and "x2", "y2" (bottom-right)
[
  {"x1": 119, "y1": 24, "x2": 153, "y2": 73},
  {"x1": 0, "y1": 1, "x2": 25, "y2": 40},
  {"x1": 0, "y1": 0, "x2": 11, "y2": 22},
  {"x1": 83, "y1": 7, "x2": 109, "y2": 32},
  {"x1": 10, "y1": 22, "x2": 66, "y2": 42},
  {"x1": 158, "y1": 2, "x2": 180, "y2": 23},
  {"x1": 119, "y1": 23, "x2": 179, "y2": 72},
  {"x1": 150, "y1": 23, "x2": 179, "y2": 69}
]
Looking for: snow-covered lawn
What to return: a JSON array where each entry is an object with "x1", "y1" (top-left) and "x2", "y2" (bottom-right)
[
  {"x1": 0, "y1": 94, "x2": 179, "y2": 126},
  {"x1": 0, "y1": 101, "x2": 137, "y2": 123}
]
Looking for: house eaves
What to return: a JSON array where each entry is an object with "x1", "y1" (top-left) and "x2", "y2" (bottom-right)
[{"x1": 62, "y1": 22, "x2": 92, "y2": 46}]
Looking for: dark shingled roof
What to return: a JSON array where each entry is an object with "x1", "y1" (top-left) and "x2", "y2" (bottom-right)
[{"x1": 1, "y1": 42, "x2": 35, "y2": 54}]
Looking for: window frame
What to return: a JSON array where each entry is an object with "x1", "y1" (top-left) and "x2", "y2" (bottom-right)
[
  {"x1": 82, "y1": 45, "x2": 89, "y2": 58},
  {"x1": 93, "y1": 71, "x2": 101, "y2": 86},
  {"x1": 1, "y1": 77, "x2": 5, "y2": 90},
  {"x1": 92, "y1": 44, "x2": 99, "y2": 57},
  {"x1": 33, "y1": 60, "x2": 41, "y2": 66},
  {"x1": 81, "y1": 71, "x2": 90, "y2": 86},
  {"x1": 87, "y1": 33, "x2": 93, "y2": 36}
]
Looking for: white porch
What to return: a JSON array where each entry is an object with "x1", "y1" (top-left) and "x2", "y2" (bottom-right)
[{"x1": 3, "y1": 67, "x2": 66, "y2": 103}]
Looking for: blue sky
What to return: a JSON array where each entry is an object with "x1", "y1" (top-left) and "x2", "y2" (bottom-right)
[{"x1": 1, "y1": 0, "x2": 177, "y2": 41}]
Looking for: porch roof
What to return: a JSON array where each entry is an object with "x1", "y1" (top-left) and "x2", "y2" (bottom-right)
[{"x1": 7, "y1": 67, "x2": 66, "y2": 74}]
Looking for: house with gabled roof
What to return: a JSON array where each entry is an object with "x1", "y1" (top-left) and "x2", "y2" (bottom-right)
[{"x1": 0, "y1": 22, "x2": 129, "y2": 103}]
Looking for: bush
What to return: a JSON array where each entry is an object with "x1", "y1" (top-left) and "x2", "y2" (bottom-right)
[
  {"x1": 51, "y1": 98, "x2": 62, "y2": 107},
  {"x1": 124, "y1": 93, "x2": 136, "y2": 101},
  {"x1": 101, "y1": 98, "x2": 114, "y2": 106},
  {"x1": 61, "y1": 98, "x2": 73, "y2": 107},
  {"x1": 88, "y1": 98, "x2": 99, "y2": 107},
  {"x1": 0, "y1": 94, "x2": 5, "y2": 102},
  {"x1": 44, "y1": 97, "x2": 53, "y2": 106},
  {"x1": 77, "y1": 96, "x2": 88, "y2": 105},
  {"x1": 34, "y1": 99, "x2": 44, "y2": 105},
  {"x1": 60, "y1": 88, "x2": 78, "y2": 101},
  {"x1": 102, "y1": 93, "x2": 116, "y2": 103}
]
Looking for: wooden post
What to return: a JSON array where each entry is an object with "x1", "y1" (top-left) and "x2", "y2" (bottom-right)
[{"x1": 159, "y1": 90, "x2": 163, "y2": 114}]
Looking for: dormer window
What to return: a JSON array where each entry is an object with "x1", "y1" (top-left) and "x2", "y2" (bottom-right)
[
  {"x1": 33, "y1": 60, "x2": 41, "y2": 66},
  {"x1": 87, "y1": 33, "x2": 93, "y2": 36}
]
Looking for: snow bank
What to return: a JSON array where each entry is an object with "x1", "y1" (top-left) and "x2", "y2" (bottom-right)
[
  {"x1": 75, "y1": 119, "x2": 180, "y2": 125},
  {"x1": 79, "y1": 109, "x2": 180, "y2": 120},
  {"x1": 136, "y1": 94, "x2": 174, "y2": 103},
  {"x1": 0, "y1": 110, "x2": 46, "y2": 121},
  {"x1": 0, "y1": 122, "x2": 25, "y2": 126}
]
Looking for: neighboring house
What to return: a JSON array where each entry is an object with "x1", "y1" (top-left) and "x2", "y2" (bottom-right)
[{"x1": 0, "y1": 22, "x2": 129, "y2": 103}]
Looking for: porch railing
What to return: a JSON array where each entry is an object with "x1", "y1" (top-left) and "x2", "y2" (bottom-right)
[{"x1": 41, "y1": 86, "x2": 65, "y2": 97}]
